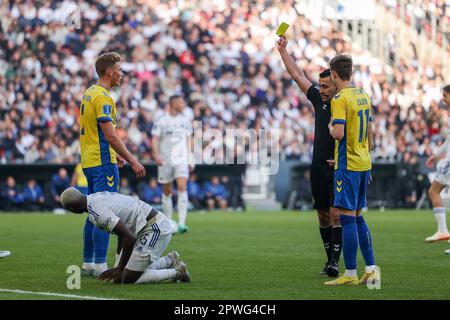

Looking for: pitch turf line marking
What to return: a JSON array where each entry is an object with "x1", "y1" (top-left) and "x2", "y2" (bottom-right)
[{"x1": 0, "y1": 288, "x2": 121, "y2": 300}]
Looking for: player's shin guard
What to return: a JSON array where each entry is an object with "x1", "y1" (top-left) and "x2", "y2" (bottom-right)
[
  {"x1": 162, "y1": 193, "x2": 173, "y2": 220},
  {"x1": 331, "y1": 226, "x2": 342, "y2": 263},
  {"x1": 93, "y1": 226, "x2": 110, "y2": 264},
  {"x1": 83, "y1": 218, "x2": 94, "y2": 263},
  {"x1": 356, "y1": 215, "x2": 375, "y2": 267},
  {"x1": 178, "y1": 190, "x2": 188, "y2": 226},
  {"x1": 340, "y1": 215, "x2": 358, "y2": 272},
  {"x1": 135, "y1": 269, "x2": 178, "y2": 284}
]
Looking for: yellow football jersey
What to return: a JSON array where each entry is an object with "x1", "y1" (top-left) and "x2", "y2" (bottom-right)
[
  {"x1": 79, "y1": 84, "x2": 117, "y2": 168},
  {"x1": 74, "y1": 163, "x2": 88, "y2": 187},
  {"x1": 331, "y1": 87, "x2": 372, "y2": 171}
]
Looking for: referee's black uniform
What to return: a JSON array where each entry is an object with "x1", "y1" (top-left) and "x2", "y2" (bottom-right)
[{"x1": 306, "y1": 85, "x2": 335, "y2": 210}]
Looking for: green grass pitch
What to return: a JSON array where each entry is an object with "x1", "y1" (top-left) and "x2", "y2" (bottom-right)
[{"x1": 0, "y1": 210, "x2": 449, "y2": 300}]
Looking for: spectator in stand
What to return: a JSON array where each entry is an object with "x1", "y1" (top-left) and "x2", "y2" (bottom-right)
[
  {"x1": 51, "y1": 168, "x2": 70, "y2": 209},
  {"x1": 204, "y1": 176, "x2": 228, "y2": 210},
  {"x1": 22, "y1": 179, "x2": 45, "y2": 211},
  {"x1": 187, "y1": 173, "x2": 202, "y2": 210},
  {"x1": 119, "y1": 177, "x2": 136, "y2": 197},
  {"x1": 0, "y1": 0, "x2": 445, "y2": 168},
  {"x1": 1, "y1": 176, "x2": 23, "y2": 211},
  {"x1": 141, "y1": 177, "x2": 162, "y2": 206}
]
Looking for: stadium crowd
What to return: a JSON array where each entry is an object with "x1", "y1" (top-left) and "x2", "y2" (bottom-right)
[
  {"x1": 0, "y1": 0, "x2": 448, "y2": 211},
  {"x1": 0, "y1": 0, "x2": 448, "y2": 165},
  {"x1": 379, "y1": 0, "x2": 449, "y2": 46}
]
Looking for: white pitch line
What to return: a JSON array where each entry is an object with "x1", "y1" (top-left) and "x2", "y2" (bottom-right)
[{"x1": 0, "y1": 288, "x2": 120, "y2": 300}]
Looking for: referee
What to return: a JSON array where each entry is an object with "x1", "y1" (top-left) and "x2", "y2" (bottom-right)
[{"x1": 277, "y1": 35, "x2": 341, "y2": 277}]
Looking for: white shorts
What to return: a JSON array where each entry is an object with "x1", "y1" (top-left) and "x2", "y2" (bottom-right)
[
  {"x1": 157, "y1": 165, "x2": 189, "y2": 184},
  {"x1": 433, "y1": 160, "x2": 450, "y2": 186},
  {"x1": 125, "y1": 212, "x2": 172, "y2": 272}
]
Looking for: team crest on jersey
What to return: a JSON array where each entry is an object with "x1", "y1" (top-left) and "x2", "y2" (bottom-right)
[
  {"x1": 103, "y1": 104, "x2": 112, "y2": 115},
  {"x1": 334, "y1": 94, "x2": 340, "y2": 100}
]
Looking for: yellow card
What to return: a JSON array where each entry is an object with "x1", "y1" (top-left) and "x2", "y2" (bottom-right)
[{"x1": 276, "y1": 22, "x2": 290, "y2": 36}]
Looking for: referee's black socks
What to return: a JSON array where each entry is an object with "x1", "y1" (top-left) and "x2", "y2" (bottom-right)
[
  {"x1": 331, "y1": 226, "x2": 342, "y2": 263},
  {"x1": 319, "y1": 226, "x2": 332, "y2": 263}
]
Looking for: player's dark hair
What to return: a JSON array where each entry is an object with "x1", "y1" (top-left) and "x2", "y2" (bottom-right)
[
  {"x1": 319, "y1": 69, "x2": 331, "y2": 78},
  {"x1": 95, "y1": 52, "x2": 121, "y2": 77},
  {"x1": 330, "y1": 55, "x2": 353, "y2": 81},
  {"x1": 444, "y1": 85, "x2": 450, "y2": 94},
  {"x1": 169, "y1": 95, "x2": 182, "y2": 104}
]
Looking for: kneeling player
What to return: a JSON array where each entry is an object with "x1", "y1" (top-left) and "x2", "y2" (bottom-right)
[{"x1": 60, "y1": 188, "x2": 191, "y2": 284}]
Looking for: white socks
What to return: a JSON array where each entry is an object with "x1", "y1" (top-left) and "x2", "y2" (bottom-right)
[
  {"x1": 178, "y1": 191, "x2": 188, "y2": 226},
  {"x1": 135, "y1": 269, "x2": 178, "y2": 284},
  {"x1": 163, "y1": 191, "x2": 188, "y2": 226},
  {"x1": 433, "y1": 207, "x2": 449, "y2": 233},
  {"x1": 345, "y1": 269, "x2": 357, "y2": 277},
  {"x1": 162, "y1": 194, "x2": 173, "y2": 220},
  {"x1": 83, "y1": 263, "x2": 108, "y2": 273},
  {"x1": 82, "y1": 262, "x2": 94, "y2": 270},
  {"x1": 365, "y1": 265, "x2": 376, "y2": 273},
  {"x1": 95, "y1": 263, "x2": 108, "y2": 274},
  {"x1": 148, "y1": 255, "x2": 172, "y2": 270},
  {"x1": 134, "y1": 253, "x2": 178, "y2": 284}
]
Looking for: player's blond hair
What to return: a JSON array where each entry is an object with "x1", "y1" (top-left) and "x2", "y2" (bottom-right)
[{"x1": 95, "y1": 52, "x2": 121, "y2": 77}]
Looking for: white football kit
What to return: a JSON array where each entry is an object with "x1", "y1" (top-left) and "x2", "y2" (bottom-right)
[
  {"x1": 433, "y1": 119, "x2": 450, "y2": 186},
  {"x1": 152, "y1": 112, "x2": 193, "y2": 183},
  {"x1": 87, "y1": 192, "x2": 172, "y2": 272}
]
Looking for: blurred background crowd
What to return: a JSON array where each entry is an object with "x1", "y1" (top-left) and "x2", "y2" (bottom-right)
[{"x1": 0, "y1": 0, "x2": 449, "y2": 210}]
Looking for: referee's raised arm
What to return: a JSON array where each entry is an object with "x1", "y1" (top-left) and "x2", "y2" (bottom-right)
[{"x1": 276, "y1": 35, "x2": 312, "y2": 95}]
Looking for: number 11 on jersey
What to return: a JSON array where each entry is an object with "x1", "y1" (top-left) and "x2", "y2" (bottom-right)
[{"x1": 357, "y1": 109, "x2": 370, "y2": 143}]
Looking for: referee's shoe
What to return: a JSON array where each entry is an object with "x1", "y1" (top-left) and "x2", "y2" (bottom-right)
[{"x1": 320, "y1": 261, "x2": 340, "y2": 278}]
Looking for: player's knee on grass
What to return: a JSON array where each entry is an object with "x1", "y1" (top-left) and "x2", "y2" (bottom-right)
[{"x1": 121, "y1": 269, "x2": 143, "y2": 284}]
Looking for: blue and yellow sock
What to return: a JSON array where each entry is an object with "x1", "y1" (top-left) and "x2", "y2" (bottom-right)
[
  {"x1": 83, "y1": 218, "x2": 94, "y2": 264},
  {"x1": 340, "y1": 215, "x2": 358, "y2": 272},
  {"x1": 93, "y1": 227, "x2": 110, "y2": 264},
  {"x1": 356, "y1": 215, "x2": 375, "y2": 267}
]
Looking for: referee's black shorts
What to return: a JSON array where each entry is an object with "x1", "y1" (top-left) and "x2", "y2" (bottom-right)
[{"x1": 310, "y1": 163, "x2": 334, "y2": 211}]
